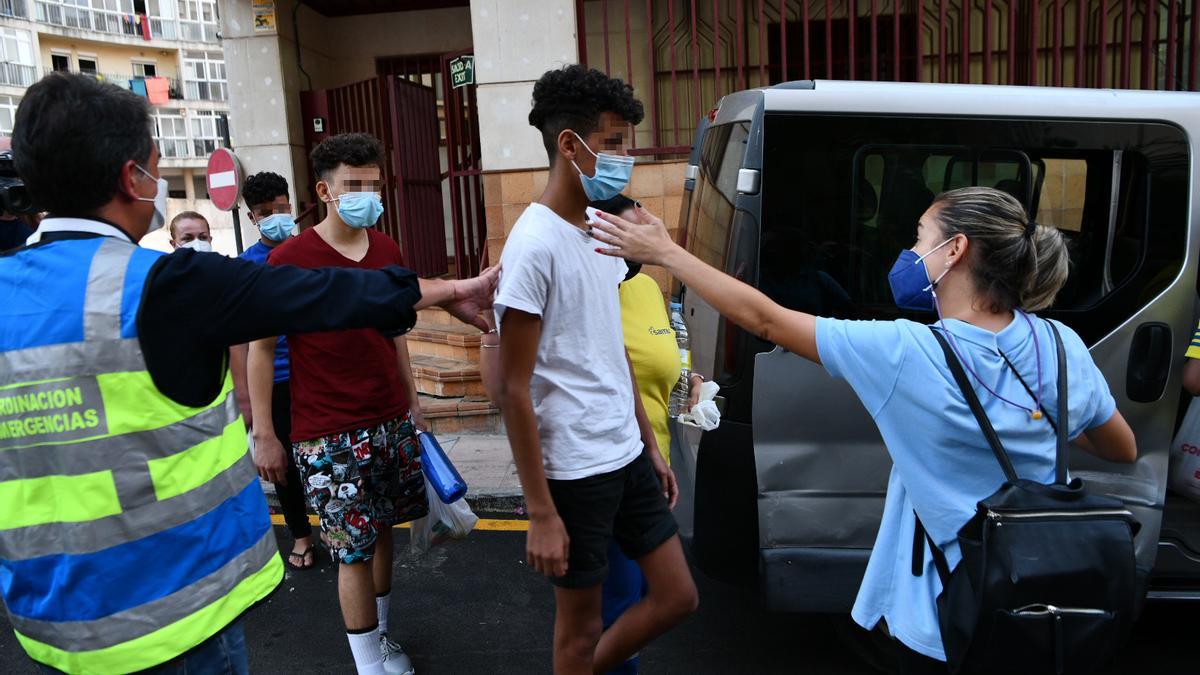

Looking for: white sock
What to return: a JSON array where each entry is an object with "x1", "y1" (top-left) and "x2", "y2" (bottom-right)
[
  {"x1": 376, "y1": 592, "x2": 390, "y2": 635},
  {"x1": 347, "y1": 627, "x2": 385, "y2": 675}
]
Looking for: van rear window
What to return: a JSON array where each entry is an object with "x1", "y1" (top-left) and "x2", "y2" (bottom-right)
[
  {"x1": 759, "y1": 114, "x2": 1188, "y2": 346},
  {"x1": 685, "y1": 121, "x2": 751, "y2": 271}
]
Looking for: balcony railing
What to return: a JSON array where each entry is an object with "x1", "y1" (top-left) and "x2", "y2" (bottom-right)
[
  {"x1": 0, "y1": 0, "x2": 28, "y2": 19},
  {"x1": 35, "y1": 1, "x2": 141, "y2": 37},
  {"x1": 34, "y1": 1, "x2": 217, "y2": 43},
  {"x1": 0, "y1": 62, "x2": 37, "y2": 87},
  {"x1": 185, "y1": 80, "x2": 227, "y2": 102},
  {"x1": 179, "y1": 19, "x2": 219, "y2": 43},
  {"x1": 155, "y1": 135, "x2": 225, "y2": 159},
  {"x1": 45, "y1": 68, "x2": 183, "y2": 101},
  {"x1": 149, "y1": 16, "x2": 177, "y2": 41}
]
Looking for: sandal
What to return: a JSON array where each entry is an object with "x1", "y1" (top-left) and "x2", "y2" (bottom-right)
[{"x1": 286, "y1": 545, "x2": 316, "y2": 570}]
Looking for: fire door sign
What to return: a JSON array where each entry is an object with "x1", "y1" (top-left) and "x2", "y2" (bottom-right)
[{"x1": 450, "y1": 56, "x2": 474, "y2": 89}]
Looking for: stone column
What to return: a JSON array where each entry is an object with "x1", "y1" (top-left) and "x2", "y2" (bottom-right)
[
  {"x1": 217, "y1": 0, "x2": 310, "y2": 246},
  {"x1": 469, "y1": 0, "x2": 579, "y2": 265},
  {"x1": 182, "y1": 168, "x2": 196, "y2": 202}
]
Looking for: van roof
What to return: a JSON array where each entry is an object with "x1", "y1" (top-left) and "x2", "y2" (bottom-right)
[{"x1": 713, "y1": 80, "x2": 1200, "y2": 127}]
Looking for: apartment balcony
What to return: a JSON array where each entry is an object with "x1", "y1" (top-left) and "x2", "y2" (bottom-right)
[
  {"x1": 34, "y1": 1, "x2": 218, "y2": 44},
  {"x1": 35, "y1": 1, "x2": 143, "y2": 38},
  {"x1": 184, "y1": 80, "x2": 226, "y2": 102},
  {"x1": 45, "y1": 68, "x2": 183, "y2": 101},
  {"x1": 0, "y1": 62, "x2": 37, "y2": 88},
  {"x1": 0, "y1": 0, "x2": 28, "y2": 19},
  {"x1": 155, "y1": 137, "x2": 226, "y2": 162},
  {"x1": 178, "y1": 20, "x2": 219, "y2": 44}
]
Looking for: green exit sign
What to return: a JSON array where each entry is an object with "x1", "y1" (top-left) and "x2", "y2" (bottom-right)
[{"x1": 450, "y1": 55, "x2": 474, "y2": 89}]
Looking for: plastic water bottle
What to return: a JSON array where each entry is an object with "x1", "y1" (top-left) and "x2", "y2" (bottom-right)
[{"x1": 668, "y1": 302, "x2": 691, "y2": 417}]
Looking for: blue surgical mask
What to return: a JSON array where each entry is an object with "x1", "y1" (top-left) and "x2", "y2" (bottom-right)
[
  {"x1": 256, "y1": 213, "x2": 295, "y2": 242},
  {"x1": 333, "y1": 192, "x2": 384, "y2": 228},
  {"x1": 571, "y1": 132, "x2": 634, "y2": 202},
  {"x1": 887, "y1": 237, "x2": 955, "y2": 311}
]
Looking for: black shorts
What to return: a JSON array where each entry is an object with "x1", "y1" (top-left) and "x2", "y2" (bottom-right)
[{"x1": 546, "y1": 452, "x2": 678, "y2": 589}]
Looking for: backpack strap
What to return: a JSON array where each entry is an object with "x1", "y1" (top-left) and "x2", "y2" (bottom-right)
[
  {"x1": 929, "y1": 327, "x2": 1020, "y2": 483},
  {"x1": 1047, "y1": 321, "x2": 1069, "y2": 485},
  {"x1": 912, "y1": 512, "x2": 952, "y2": 584}
]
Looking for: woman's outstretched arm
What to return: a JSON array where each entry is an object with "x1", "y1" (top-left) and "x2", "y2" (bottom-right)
[{"x1": 592, "y1": 205, "x2": 821, "y2": 363}]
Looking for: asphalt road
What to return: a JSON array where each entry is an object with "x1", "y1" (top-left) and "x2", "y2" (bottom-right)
[{"x1": 0, "y1": 525, "x2": 1193, "y2": 674}]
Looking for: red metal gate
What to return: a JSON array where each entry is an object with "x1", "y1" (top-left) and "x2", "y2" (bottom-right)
[
  {"x1": 441, "y1": 50, "x2": 487, "y2": 278},
  {"x1": 299, "y1": 76, "x2": 448, "y2": 277},
  {"x1": 578, "y1": 1, "x2": 1200, "y2": 159}
]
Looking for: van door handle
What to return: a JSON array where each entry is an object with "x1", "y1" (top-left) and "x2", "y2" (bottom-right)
[{"x1": 1126, "y1": 322, "x2": 1172, "y2": 403}]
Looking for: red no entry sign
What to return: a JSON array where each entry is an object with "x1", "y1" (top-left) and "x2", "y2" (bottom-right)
[{"x1": 206, "y1": 148, "x2": 243, "y2": 211}]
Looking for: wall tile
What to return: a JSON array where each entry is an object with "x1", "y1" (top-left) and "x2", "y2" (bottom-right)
[
  {"x1": 483, "y1": 172, "x2": 502, "y2": 207},
  {"x1": 628, "y1": 163, "x2": 663, "y2": 198},
  {"x1": 501, "y1": 171, "x2": 535, "y2": 205}
]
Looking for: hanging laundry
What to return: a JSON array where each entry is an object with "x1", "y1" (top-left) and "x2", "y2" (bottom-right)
[
  {"x1": 139, "y1": 15, "x2": 152, "y2": 40},
  {"x1": 129, "y1": 78, "x2": 148, "y2": 99},
  {"x1": 145, "y1": 77, "x2": 170, "y2": 105}
]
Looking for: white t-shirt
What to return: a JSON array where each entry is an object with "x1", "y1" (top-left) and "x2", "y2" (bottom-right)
[{"x1": 494, "y1": 202, "x2": 643, "y2": 480}]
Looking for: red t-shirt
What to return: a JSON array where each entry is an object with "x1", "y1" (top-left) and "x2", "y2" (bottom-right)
[{"x1": 267, "y1": 227, "x2": 410, "y2": 441}]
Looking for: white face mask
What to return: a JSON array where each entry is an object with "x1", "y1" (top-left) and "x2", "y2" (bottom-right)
[
  {"x1": 179, "y1": 239, "x2": 213, "y2": 253},
  {"x1": 135, "y1": 164, "x2": 169, "y2": 234}
]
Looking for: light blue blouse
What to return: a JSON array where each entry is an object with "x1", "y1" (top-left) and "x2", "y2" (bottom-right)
[{"x1": 815, "y1": 314, "x2": 1116, "y2": 660}]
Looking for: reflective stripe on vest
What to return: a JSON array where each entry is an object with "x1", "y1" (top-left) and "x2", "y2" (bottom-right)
[{"x1": 0, "y1": 237, "x2": 283, "y2": 673}]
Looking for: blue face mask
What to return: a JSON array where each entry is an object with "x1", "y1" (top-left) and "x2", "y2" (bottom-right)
[
  {"x1": 887, "y1": 237, "x2": 955, "y2": 311},
  {"x1": 333, "y1": 192, "x2": 384, "y2": 228},
  {"x1": 571, "y1": 132, "x2": 634, "y2": 202},
  {"x1": 256, "y1": 213, "x2": 295, "y2": 242}
]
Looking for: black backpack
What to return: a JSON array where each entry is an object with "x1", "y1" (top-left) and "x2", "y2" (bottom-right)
[{"x1": 913, "y1": 324, "x2": 1140, "y2": 675}]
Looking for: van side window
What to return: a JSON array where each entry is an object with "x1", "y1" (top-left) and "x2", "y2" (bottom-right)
[
  {"x1": 760, "y1": 115, "x2": 1187, "y2": 346},
  {"x1": 687, "y1": 121, "x2": 751, "y2": 270}
]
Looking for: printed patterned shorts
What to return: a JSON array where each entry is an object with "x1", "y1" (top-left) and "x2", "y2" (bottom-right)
[{"x1": 292, "y1": 413, "x2": 428, "y2": 564}]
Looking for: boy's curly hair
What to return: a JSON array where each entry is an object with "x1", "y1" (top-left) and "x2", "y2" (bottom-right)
[
  {"x1": 243, "y1": 171, "x2": 289, "y2": 210},
  {"x1": 528, "y1": 65, "x2": 644, "y2": 163}
]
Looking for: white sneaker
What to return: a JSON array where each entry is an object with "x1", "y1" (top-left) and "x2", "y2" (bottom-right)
[{"x1": 379, "y1": 633, "x2": 415, "y2": 675}]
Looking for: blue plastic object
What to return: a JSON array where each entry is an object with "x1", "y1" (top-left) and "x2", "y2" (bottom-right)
[{"x1": 417, "y1": 431, "x2": 468, "y2": 504}]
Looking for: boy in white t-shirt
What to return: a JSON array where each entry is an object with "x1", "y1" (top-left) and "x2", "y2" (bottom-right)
[{"x1": 494, "y1": 65, "x2": 698, "y2": 673}]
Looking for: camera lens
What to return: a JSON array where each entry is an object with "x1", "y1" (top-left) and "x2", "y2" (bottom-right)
[{"x1": 0, "y1": 178, "x2": 34, "y2": 215}]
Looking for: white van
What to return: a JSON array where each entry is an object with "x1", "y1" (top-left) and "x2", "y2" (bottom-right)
[{"x1": 669, "y1": 80, "x2": 1200, "y2": 610}]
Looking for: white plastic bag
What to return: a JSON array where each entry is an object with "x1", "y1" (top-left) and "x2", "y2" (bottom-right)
[
  {"x1": 677, "y1": 381, "x2": 721, "y2": 431},
  {"x1": 1169, "y1": 397, "x2": 1200, "y2": 503},
  {"x1": 409, "y1": 475, "x2": 479, "y2": 556}
]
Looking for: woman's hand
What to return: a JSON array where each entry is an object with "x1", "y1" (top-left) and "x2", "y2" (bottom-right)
[
  {"x1": 591, "y1": 205, "x2": 678, "y2": 266},
  {"x1": 687, "y1": 373, "x2": 704, "y2": 410}
]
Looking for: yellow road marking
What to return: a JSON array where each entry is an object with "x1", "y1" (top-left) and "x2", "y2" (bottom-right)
[{"x1": 270, "y1": 513, "x2": 529, "y2": 531}]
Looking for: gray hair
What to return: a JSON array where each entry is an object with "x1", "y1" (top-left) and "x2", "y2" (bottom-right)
[{"x1": 930, "y1": 186, "x2": 1069, "y2": 313}]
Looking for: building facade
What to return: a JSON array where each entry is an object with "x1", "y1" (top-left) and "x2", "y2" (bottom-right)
[
  {"x1": 212, "y1": 0, "x2": 1200, "y2": 281},
  {"x1": 0, "y1": 0, "x2": 234, "y2": 252}
]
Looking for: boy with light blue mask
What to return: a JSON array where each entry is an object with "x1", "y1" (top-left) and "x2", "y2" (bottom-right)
[
  {"x1": 494, "y1": 64, "x2": 697, "y2": 674},
  {"x1": 230, "y1": 170, "x2": 316, "y2": 580},
  {"x1": 251, "y1": 133, "x2": 429, "y2": 675}
]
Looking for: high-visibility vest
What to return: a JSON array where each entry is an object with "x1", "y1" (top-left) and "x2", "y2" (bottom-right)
[{"x1": 0, "y1": 236, "x2": 283, "y2": 674}]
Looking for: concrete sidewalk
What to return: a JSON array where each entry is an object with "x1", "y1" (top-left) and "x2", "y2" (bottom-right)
[{"x1": 261, "y1": 432, "x2": 524, "y2": 516}]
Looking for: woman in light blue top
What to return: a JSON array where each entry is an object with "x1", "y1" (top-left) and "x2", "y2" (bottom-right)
[{"x1": 591, "y1": 187, "x2": 1137, "y2": 673}]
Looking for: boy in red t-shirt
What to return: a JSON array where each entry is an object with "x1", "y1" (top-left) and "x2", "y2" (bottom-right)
[{"x1": 249, "y1": 133, "x2": 425, "y2": 675}]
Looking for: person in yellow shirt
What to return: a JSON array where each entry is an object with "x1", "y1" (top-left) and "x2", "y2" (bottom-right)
[{"x1": 592, "y1": 194, "x2": 700, "y2": 673}]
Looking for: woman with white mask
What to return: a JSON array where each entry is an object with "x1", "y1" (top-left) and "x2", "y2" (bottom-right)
[
  {"x1": 168, "y1": 210, "x2": 214, "y2": 252},
  {"x1": 591, "y1": 186, "x2": 1138, "y2": 674}
]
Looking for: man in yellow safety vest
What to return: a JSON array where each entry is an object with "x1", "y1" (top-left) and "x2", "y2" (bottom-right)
[{"x1": 0, "y1": 72, "x2": 495, "y2": 674}]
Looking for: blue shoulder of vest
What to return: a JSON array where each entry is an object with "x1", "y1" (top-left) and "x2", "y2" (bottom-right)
[
  {"x1": 121, "y1": 247, "x2": 166, "y2": 339},
  {"x1": 0, "y1": 240, "x2": 167, "y2": 350}
]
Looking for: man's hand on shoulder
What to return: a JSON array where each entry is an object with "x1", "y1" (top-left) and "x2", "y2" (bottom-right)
[{"x1": 444, "y1": 265, "x2": 500, "y2": 331}]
